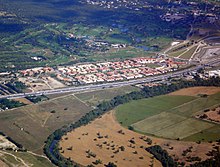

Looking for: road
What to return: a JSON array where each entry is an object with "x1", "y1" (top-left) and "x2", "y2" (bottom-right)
[{"x1": 0, "y1": 59, "x2": 219, "y2": 100}]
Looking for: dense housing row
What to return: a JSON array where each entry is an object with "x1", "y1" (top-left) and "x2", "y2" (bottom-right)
[{"x1": 19, "y1": 57, "x2": 186, "y2": 85}]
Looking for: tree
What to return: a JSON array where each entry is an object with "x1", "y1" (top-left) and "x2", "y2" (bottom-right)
[{"x1": 105, "y1": 162, "x2": 117, "y2": 167}]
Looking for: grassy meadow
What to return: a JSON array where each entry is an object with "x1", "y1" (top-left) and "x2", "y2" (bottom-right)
[
  {"x1": 115, "y1": 92, "x2": 220, "y2": 141},
  {"x1": 75, "y1": 85, "x2": 139, "y2": 106}
]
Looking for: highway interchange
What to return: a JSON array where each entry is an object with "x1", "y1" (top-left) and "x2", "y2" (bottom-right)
[{"x1": 1, "y1": 58, "x2": 220, "y2": 100}]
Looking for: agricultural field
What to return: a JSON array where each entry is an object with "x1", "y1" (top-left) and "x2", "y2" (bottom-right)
[
  {"x1": 91, "y1": 47, "x2": 153, "y2": 62},
  {"x1": 0, "y1": 85, "x2": 138, "y2": 157},
  {"x1": 115, "y1": 87, "x2": 220, "y2": 142},
  {"x1": 0, "y1": 95, "x2": 92, "y2": 155},
  {"x1": 75, "y1": 85, "x2": 139, "y2": 106},
  {"x1": 133, "y1": 115, "x2": 213, "y2": 140},
  {"x1": 179, "y1": 45, "x2": 198, "y2": 59},
  {"x1": 115, "y1": 95, "x2": 196, "y2": 127},
  {"x1": 166, "y1": 41, "x2": 199, "y2": 60},
  {"x1": 168, "y1": 49, "x2": 187, "y2": 58}
]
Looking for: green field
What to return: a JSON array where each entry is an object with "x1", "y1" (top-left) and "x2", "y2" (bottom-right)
[
  {"x1": 116, "y1": 95, "x2": 196, "y2": 127},
  {"x1": 75, "y1": 85, "x2": 139, "y2": 106},
  {"x1": 168, "y1": 49, "x2": 187, "y2": 57},
  {"x1": 183, "y1": 126, "x2": 220, "y2": 142},
  {"x1": 179, "y1": 45, "x2": 198, "y2": 59},
  {"x1": 133, "y1": 114, "x2": 214, "y2": 139},
  {"x1": 92, "y1": 47, "x2": 152, "y2": 61},
  {"x1": 115, "y1": 93, "x2": 220, "y2": 141},
  {"x1": 167, "y1": 43, "x2": 198, "y2": 60},
  {"x1": 169, "y1": 92, "x2": 220, "y2": 117},
  {"x1": 167, "y1": 42, "x2": 190, "y2": 54}
]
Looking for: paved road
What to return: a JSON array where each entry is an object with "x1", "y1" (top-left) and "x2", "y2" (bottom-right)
[{"x1": 0, "y1": 59, "x2": 219, "y2": 100}]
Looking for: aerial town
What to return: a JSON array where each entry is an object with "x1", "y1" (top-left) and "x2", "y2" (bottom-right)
[{"x1": 19, "y1": 57, "x2": 187, "y2": 86}]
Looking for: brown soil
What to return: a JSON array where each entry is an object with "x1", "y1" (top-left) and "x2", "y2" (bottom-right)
[
  {"x1": 0, "y1": 159, "x2": 8, "y2": 167},
  {"x1": 169, "y1": 86, "x2": 220, "y2": 96},
  {"x1": 206, "y1": 108, "x2": 220, "y2": 123},
  {"x1": 28, "y1": 82, "x2": 50, "y2": 91},
  {"x1": 44, "y1": 77, "x2": 66, "y2": 89},
  {"x1": 60, "y1": 112, "x2": 162, "y2": 167},
  {"x1": 14, "y1": 98, "x2": 32, "y2": 105},
  {"x1": 198, "y1": 107, "x2": 220, "y2": 123},
  {"x1": 60, "y1": 111, "x2": 215, "y2": 166}
]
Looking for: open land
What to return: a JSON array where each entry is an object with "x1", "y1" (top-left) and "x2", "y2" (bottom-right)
[
  {"x1": 60, "y1": 112, "x2": 162, "y2": 167},
  {"x1": 169, "y1": 86, "x2": 220, "y2": 96},
  {"x1": 0, "y1": 95, "x2": 92, "y2": 154},
  {"x1": 204, "y1": 107, "x2": 220, "y2": 123},
  {"x1": 196, "y1": 107, "x2": 220, "y2": 124},
  {"x1": 19, "y1": 76, "x2": 66, "y2": 92},
  {"x1": 14, "y1": 98, "x2": 33, "y2": 105},
  {"x1": 115, "y1": 87, "x2": 220, "y2": 141},
  {"x1": 75, "y1": 85, "x2": 139, "y2": 106},
  {"x1": 0, "y1": 85, "x2": 137, "y2": 155},
  {"x1": 60, "y1": 111, "x2": 216, "y2": 166},
  {"x1": 116, "y1": 95, "x2": 197, "y2": 127}
]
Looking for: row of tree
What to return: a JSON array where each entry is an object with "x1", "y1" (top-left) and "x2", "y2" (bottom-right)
[
  {"x1": 5, "y1": 81, "x2": 26, "y2": 93},
  {"x1": 146, "y1": 145, "x2": 178, "y2": 167},
  {"x1": 0, "y1": 98, "x2": 25, "y2": 110},
  {"x1": 26, "y1": 95, "x2": 49, "y2": 103},
  {"x1": 44, "y1": 77, "x2": 220, "y2": 167}
]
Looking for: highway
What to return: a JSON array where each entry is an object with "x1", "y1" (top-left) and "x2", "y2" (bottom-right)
[{"x1": 1, "y1": 59, "x2": 219, "y2": 100}]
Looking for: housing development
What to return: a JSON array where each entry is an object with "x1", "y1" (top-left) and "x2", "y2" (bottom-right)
[{"x1": 19, "y1": 57, "x2": 186, "y2": 86}]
